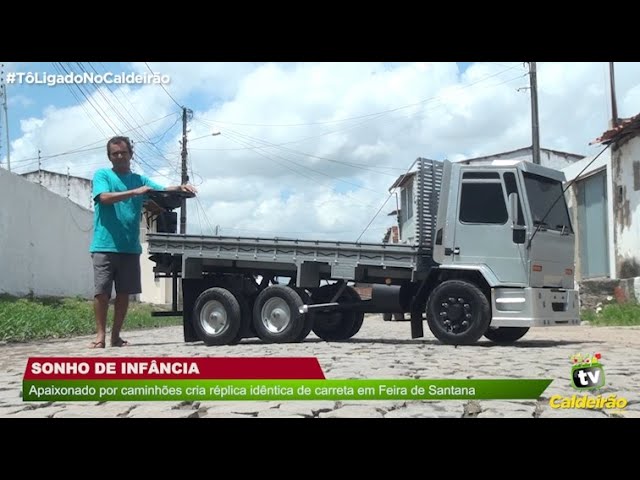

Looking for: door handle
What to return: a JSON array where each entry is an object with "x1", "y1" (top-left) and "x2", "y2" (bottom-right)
[{"x1": 444, "y1": 247, "x2": 461, "y2": 256}]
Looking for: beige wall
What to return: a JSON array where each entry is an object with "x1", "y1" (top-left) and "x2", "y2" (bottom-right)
[{"x1": 139, "y1": 220, "x2": 173, "y2": 305}]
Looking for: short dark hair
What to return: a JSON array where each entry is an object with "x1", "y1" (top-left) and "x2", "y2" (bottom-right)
[{"x1": 107, "y1": 136, "x2": 133, "y2": 156}]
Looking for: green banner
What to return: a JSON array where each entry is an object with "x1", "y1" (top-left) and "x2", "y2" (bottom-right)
[{"x1": 23, "y1": 379, "x2": 551, "y2": 402}]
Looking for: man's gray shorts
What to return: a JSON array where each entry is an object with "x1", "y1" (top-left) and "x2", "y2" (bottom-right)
[{"x1": 91, "y1": 253, "x2": 141, "y2": 297}]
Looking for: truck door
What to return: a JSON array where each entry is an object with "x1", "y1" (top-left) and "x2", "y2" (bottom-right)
[{"x1": 451, "y1": 171, "x2": 528, "y2": 285}]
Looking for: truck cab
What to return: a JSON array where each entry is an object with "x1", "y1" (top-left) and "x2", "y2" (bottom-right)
[{"x1": 431, "y1": 160, "x2": 579, "y2": 342}]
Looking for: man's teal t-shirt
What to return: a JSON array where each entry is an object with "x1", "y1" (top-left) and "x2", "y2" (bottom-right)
[{"x1": 90, "y1": 168, "x2": 164, "y2": 254}]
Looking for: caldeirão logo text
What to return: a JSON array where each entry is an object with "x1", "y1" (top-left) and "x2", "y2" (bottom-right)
[{"x1": 548, "y1": 352, "x2": 628, "y2": 411}]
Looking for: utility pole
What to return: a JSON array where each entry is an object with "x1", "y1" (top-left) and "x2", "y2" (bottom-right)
[
  {"x1": 528, "y1": 62, "x2": 541, "y2": 165},
  {"x1": 38, "y1": 150, "x2": 42, "y2": 184},
  {"x1": 180, "y1": 106, "x2": 192, "y2": 234},
  {"x1": 609, "y1": 62, "x2": 619, "y2": 128},
  {"x1": 0, "y1": 64, "x2": 10, "y2": 171}
]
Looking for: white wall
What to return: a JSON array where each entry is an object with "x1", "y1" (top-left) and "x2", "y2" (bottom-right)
[
  {"x1": 612, "y1": 137, "x2": 640, "y2": 278},
  {"x1": 0, "y1": 168, "x2": 94, "y2": 298}
]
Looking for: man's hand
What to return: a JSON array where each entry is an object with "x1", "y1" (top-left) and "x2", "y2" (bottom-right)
[
  {"x1": 165, "y1": 184, "x2": 198, "y2": 195},
  {"x1": 180, "y1": 184, "x2": 198, "y2": 194}
]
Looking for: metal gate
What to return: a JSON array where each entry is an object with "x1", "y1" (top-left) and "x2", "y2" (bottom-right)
[{"x1": 577, "y1": 170, "x2": 609, "y2": 278}]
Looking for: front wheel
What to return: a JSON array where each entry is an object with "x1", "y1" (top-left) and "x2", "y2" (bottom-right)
[
  {"x1": 484, "y1": 327, "x2": 529, "y2": 345},
  {"x1": 426, "y1": 280, "x2": 490, "y2": 345}
]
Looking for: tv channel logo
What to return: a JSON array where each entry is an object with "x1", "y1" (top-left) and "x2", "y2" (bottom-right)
[{"x1": 570, "y1": 353, "x2": 605, "y2": 390}]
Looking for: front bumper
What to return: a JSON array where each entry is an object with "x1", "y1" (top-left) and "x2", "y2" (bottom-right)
[{"x1": 490, "y1": 287, "x2": 580, "y2": 328}]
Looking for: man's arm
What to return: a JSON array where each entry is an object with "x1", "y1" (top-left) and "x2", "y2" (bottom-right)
[
  {"x1": 98, "y1": 186, "x2": 152, "y2": 205},
  {"x1": 141, "y1": 176, "x2": 196, "y2": 195}
]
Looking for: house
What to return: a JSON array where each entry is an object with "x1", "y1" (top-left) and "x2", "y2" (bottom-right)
[
  {"x1": 21, "y1": 169, "x2": 94, "y2": 211},
  {"x1": 387, "y1": 147, "x2": 585, "y2": 244},
  {"x1": 456, "y1": 146, "x2": 585, "y2": 170},
  {"x1": 562, "y1": 115, "x2": 640, "y2": 305},
  {"x1": 19, "y1": 169, "x2": 173, "y2": 305},
  {"x1": 387, "y1": 171, "x2": 417, "y2": 243}
]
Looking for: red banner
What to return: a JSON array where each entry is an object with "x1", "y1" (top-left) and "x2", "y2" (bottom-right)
[{"x1": 24, "y1": 357, "x2": 326, "y2": 380}]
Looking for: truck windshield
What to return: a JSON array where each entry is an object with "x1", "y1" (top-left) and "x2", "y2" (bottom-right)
[{"x1": 523, "y1": 172, "x2": 573, "y2": 233}]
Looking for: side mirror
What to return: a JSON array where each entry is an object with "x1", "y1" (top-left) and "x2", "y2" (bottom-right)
[{"x1": 508, "y1": 192, "x2": 526, "y2": 244}]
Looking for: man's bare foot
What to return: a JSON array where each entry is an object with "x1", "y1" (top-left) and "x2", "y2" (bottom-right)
[{"x1": 111, "y1": 338, "x2": 130, "y2": 347}]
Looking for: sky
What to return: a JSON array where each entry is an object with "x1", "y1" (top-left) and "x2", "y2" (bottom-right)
[{"x1": 1, "y1": 61, "x2": 639, "y2": 243}]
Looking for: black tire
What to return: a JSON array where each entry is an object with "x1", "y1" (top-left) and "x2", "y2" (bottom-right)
[
  {"x1": 192, "y1": 287, "x2": 242, "y2": 346},
  {"x1": 227, "y1": 292, "x2": 254, "y2": 344},
  {"x1": 426, "y1": 280, "x2": 490, "y2": 345},
  {"x1": 311, "y1": 285, "x2": 364, "y2": 341},
  {"x1": 484, "y1": 327, "x2": 530, "y2": 345},
  {"x1": 252, "y1": 285, "x2": 306, "y2": 343},
  {"x1": 383, "y1": 312, "x2": 393, "y2": 322}
]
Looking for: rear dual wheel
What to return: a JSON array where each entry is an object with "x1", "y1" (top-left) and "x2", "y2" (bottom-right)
[{"x1": 252, "y1": 285, "x2": 313, "y2": 343}]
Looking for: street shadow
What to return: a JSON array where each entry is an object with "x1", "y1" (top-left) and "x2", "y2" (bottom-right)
[{"x1": 187, "y1": 337, "x2": 604, "y2": 348}]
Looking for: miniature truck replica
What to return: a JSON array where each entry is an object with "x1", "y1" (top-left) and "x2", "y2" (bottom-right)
[{"x1": 146, "y1": 157, "x2": 580, "y2": 346}]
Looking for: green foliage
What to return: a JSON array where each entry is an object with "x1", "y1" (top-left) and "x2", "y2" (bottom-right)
[
  {"x1": 581, "y1": 302, "x2": 640, "y2": 326},
  {"x1": 0, "y1": 295, "x2": 180, "y2": 342}
]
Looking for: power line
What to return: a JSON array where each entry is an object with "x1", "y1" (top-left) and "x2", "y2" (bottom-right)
[
  {"x1": 198, "y1": 63, "x2": 523, "y2": 127},
  {"x1": 145, "y1": 62, "x2": 182, "y2": 108}
]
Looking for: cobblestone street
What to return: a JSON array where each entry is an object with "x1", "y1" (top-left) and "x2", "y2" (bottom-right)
[{"x1": 1, "y1": 315, "x2": 638, "y2": 418}]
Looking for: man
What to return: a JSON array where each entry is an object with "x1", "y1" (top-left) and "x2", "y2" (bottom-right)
[{"x1": 89, "y1": 136, "x2": 197, "y2": 348}]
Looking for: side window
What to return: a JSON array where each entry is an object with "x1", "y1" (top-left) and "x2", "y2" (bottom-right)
[
  {"x1": 503, "y1": 172, "x2": 525, "y2": 226},
  {"x1": 459, "y1": 183, "x2": 508, "y2": 224}
]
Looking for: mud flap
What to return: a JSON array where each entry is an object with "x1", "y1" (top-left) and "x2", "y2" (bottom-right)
[{"x1": 410, "y1": 310, "x2": 424, "y2": 338}]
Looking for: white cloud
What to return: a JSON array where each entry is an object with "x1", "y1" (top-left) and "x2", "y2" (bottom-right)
[{"x1": 4, "y1": 62, "x2": 640, "y2": 243}]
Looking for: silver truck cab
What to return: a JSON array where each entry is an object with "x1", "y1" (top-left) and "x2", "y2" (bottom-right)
[{"x1": 432, "y1": 160, "x2": 580, "y2": 332}]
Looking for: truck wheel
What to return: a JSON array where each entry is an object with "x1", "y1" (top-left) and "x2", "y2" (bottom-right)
[
  {"x1": 426, "y1": 280, "x2": 490, "y2": 345},
  {"x1": 252, "y1": 285, "x2": 306, "y2": 343},
  {"x1": 311, "y1": 285, "x2": 364, "y2": 341},
  {"x1": 193, "y1": 287, "x2": 242, "y2": 346},
  {"x1": 484, "y1": 327, "x2": 529, "y2": 345},
  {"x1": 383, "y1": 313, "x2": 393, "y2": 322}
]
